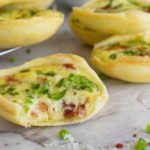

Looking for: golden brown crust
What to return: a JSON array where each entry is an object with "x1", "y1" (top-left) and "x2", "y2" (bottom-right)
[
  {"x1": 0, "y1": 54, "x2": 108, "y2": 127},
  {"x1": 0, "y1": 10, "x2": 64, "y2": 48},
  {"x1": 91, "y1": 32, "x2": 150, "y2": 83}
]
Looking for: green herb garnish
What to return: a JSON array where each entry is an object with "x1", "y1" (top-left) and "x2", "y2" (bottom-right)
[
  {"x1": 8, "y1": 57, "x2": 16, "y2": 63},
  {"x1": 45, "y1": 71, "x2": 56, "y2": 77},
  {"x1": 36, "y1": 70, "x2": 56, "y2": 77},
  {"x1": 56, "y1": 78, "x2": 64, "y2": 87},
  {"x1": 20, "y1": 69, "x2": 30, "y2": 73},
  {"x1": 6, "y1": 87, "x2": 19, "y2": 96},
  {"x1": 0, "y1": 84, "x2": 7, "y2": 90},
  {"x1": 123, "y1": 50, "x2": 140, "y2": 56},
  {"x1": 58, "y1": 129, "x2": 71, "y2": 140},
  {"x1": 36, "y1": 70, "x2": 44, "y2": 75},
  {"x1": 31, "y1": 83, "x2": 40, "y2": 90},
  {"x1": 25, "y1": 49, "x2": 32, "y2": 54},
  {"x1": 98, "y1": 73, "x2": 109, "y2": 80},
  {"x1": 50, "y1": 90, "x2": 66, "y2": 101},
  {"x1": 23, "y1": 105, "x2": 30, "y2": 113},
  {"x1": 57, "y1": 74, "x2": 97, "y2": 92},
  {"x1": 109, "y1": 53, "x2": 117, "y2": 60},
  {"x1": 38, "y1": 82, "x2": 50, "y2": 95},
  {"x1": 135, "y1": 138, "x2": 147, "y2": 150},
  {"x1": 145, "y1": 124, "x2": 150, "y2": 134},
  {"x1": 25, "y1": 97, "x2": 33, "y2": 104}
]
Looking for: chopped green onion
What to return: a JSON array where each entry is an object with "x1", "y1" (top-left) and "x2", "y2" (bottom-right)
[
  {"x1": 146, "y1": 124, "x2": 150, "y2": 134},
  {"x1": 58, "y1": 129, "x2": 70, "y2": 140},
  {"x1": 123, "y1": 50, "x2": 139, "y2": 56},
  {"x1": 36, "y1": 70, "x2": 44, "y2": 75},
  {"x1": 109, "y1": 53, "x2": 117, "y2": 60},
  {"x1": 45, "y1": 71, "x2": 56, "y2": 77},
  {"x1": 25, "y1": 97, "x2": 33, "y2": 104},
  {"x1": 56, "y1": 74, "x2": 97, "y2": 92},
  {"x1": 23, "y1": 105, "x2": 30, "y2": 113},
  {"x1": 98, "y1": 73, "x2": 109, "y2": 80},
  {"x1": 50, "y1": 90, "x2": 66, "y2": 101},
  {"x1": 25, "y1": 49, "x2": 32, "y2": 54},
  {"x1": 38, "y1": 82, "x2": 50, "y2": 95},
  {"x1": 56, "y1": 78, "x2": 64, "y2": 87},
  {"x1": 8, "y1": 57, "x2": 16, "y2": 63},
  {"x1": 31, "y1": 83, "x2": 40, "y2": 90},
  {"x1": 20, "y1": 69, "x2": 30, "y2": 73},
  {"x1": 135, "y1": 138, "x2": 147, "y2": 150},
  {"x1": 6, "y1": 87, "x2": 19, "y2": 96}
]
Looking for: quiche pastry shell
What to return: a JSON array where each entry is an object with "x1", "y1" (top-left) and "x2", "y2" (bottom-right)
[
  {"x1": 69, "y1": 0, "x2": 150, "y2": 45},
  {"x1": 0, "y1": 10, "x2": 64, "y2": 48},
  {"x1": 69, "y1": 13, "x2": 110, "y2": 46},
  {"x1": 0, "y1": 54, "x2": 108, "y2": 127},
  {"x1": 0, "y1": 0, "x2": 14, "y2": 7},
  {"x1": 91, "y1": 32, "x2": 150, "y2": 83}
]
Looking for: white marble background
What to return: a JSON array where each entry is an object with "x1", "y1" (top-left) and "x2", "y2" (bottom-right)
[{"x1": 0, "y1": 4, "x2": 150, "y2": 150}]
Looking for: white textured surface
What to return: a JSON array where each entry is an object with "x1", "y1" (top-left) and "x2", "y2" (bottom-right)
[{"x1": 0, "y1": 17, "x2": 150, "y2": 150}]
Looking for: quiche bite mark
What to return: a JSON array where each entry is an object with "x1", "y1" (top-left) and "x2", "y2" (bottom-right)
[
  {"x1": 0, "y1": 54, "x2": 108, "y2": 127},
  {"x1": 91, "y1": 32, "x2": 150, "y2": 83}
]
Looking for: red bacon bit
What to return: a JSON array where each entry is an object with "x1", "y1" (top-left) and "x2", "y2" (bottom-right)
[
  {"x1": 102, "y1": 5, "x2": 112, "y2": 10},
  {"x1": 76, "y1": 104, "x2": 86, "y2": 118},
  {"x1": 115, "y1": 143, "x2": 124, "y2": 149},
  {"x1": 37, "y1": 77, "x2": 47, "y2": 84},
  {"x1": 147, "y1": 142, "x2": 150, "y2": 146},
  {"x1": 146, "y1": 8, "x2": 150, "y2": 13},
  {"x1": 63, "y1": 63, "x2": 76, "y2": 70},
  {"x1": 6, "y1": 76, "x2": 20, "y2": 84},
  {"x1": 38, "y1": 102, "x2": 48, "y2": 112},
  {"x1": 31, "y1": 111, "x2": 38, "y2": 118},
  {"x1": 132, "y1": 133, "x2": 137, "y2": 138},
  {"x1": 107, "y1": 45, "x2": 129, "y2": 51},
  {"x1": 63, "y1": 102, "x2": 76, "y2": 118}
]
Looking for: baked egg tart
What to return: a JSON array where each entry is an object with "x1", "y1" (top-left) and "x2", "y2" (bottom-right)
[
  {"x1": 69, "y1": 0, "x2": 150, "y2": 45},
  {"x1": 0, "y1": 54, "x2": 108, "y2": 127},
  {"x1": 0, "y1": 9, "x2": 64, "y2": 48},
  {"x1": 91, "y1": 32, "x2": 150, "y2": 83}
]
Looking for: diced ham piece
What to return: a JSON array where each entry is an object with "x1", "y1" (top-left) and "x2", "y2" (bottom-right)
[
  {"x1": 31, "y1": 111, "x2": 38, "y2": 118},
  {"x1": 38, "y1": 102, "x2": 48, "y2": 112}
]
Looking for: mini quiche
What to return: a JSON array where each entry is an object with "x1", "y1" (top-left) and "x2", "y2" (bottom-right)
[
  {"x1": 0, "y1": 54, "x2": 108, "y2": 127},
  {"x1": 91, "y1": 32, "x2": 150, "y2": 83},
  {"x1": 0, "y1": 0, "x2": 14, "y2": 7},
  {"x1": 69, "y1": 0, "x2": 150, "y2": 45},
  {"x1": 0, "y1": 9, "x2": 64, "y2": 48},
  {"x1": 4, "y1": 0, "x2": 54, "y2": 10}
]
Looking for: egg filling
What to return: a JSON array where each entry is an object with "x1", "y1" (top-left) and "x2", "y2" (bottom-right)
[
  {"x1": 101, "y1": 40, "x2": 150, "y2": 60},
  {"x1": 0, "y1": 64, "x2": 100, "y2": 122},
  {"x1": 0, "y1": 9, "x2": 43, "y2": 21}
]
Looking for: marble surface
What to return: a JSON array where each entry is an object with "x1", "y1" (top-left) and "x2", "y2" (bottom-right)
[{"x1": 1, "y1": 11, "x2": 150, "y2": 150}]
